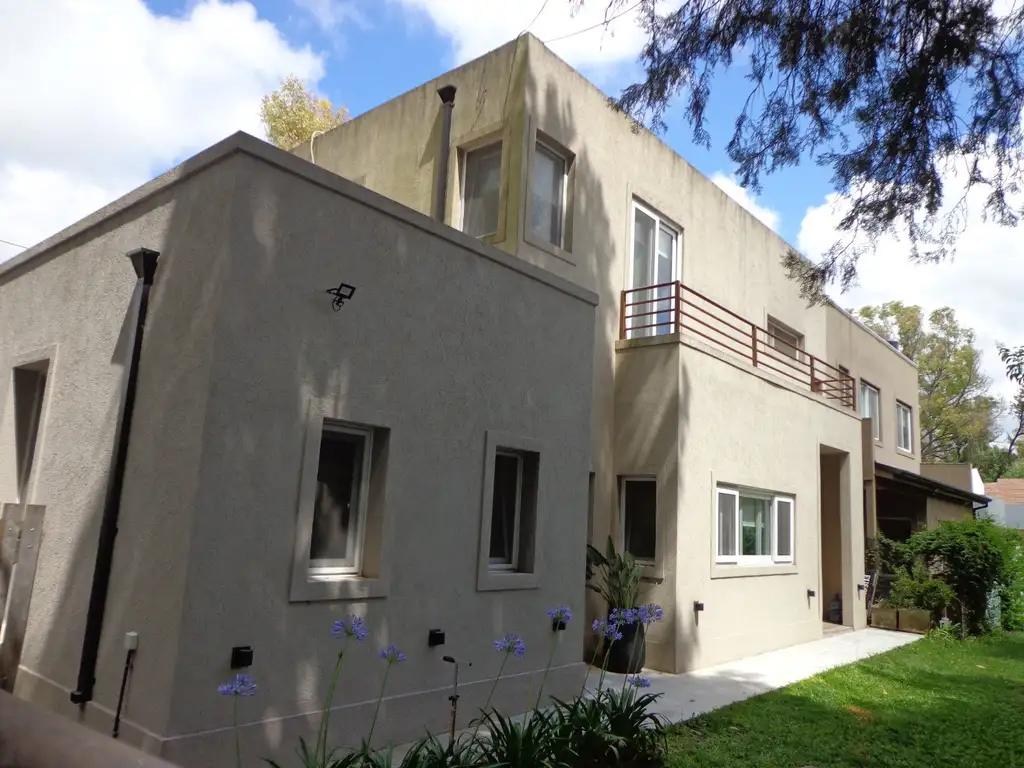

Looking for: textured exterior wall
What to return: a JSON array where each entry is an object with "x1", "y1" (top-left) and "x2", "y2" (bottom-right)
[
  {"x1": 921, "y1": 463, "x2": 973, "y2": 491},
  {"x1": 825, "y1": 305, "x2": 919, "y2": 473},
  {"x1": 926, "y1": 497, "x2": 973, "y2": 528},
  {"x1": 0, "y1": 156, "x2": 234, "y2": 747}
]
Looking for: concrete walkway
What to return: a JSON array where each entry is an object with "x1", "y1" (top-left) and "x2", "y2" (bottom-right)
[{"x1": 590, "y1": 627, "x2": 920, "y2": 723}]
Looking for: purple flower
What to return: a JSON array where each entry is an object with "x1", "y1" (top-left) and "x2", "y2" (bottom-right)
[
  {"x1": 493, "y1": 633, "x2": 527, "y2": 658},
  {"x1": 636, "y1": 604, "x2": 664, "y2": 626},
  {"x1": 218, "y1": 674, "x2": 257, "y2": 697},
  {"x1": 626, "y1": 675, "x2": 651, "y2": 688},
  {"x1": 379, "y1": 644, "x2": 407, "y2": 664},
  {"x1": 547, "y1": 605, "x2": 573, "y2": 624},
  {"x1": 332, "y1": 615, "x2": 368, "y2": 642},
  {"x1": 610, "y1": 608, "x2": 637, "y2": 625},
  {"x1": 591, "y1": 618, "x2": 624, "y2": 641}
]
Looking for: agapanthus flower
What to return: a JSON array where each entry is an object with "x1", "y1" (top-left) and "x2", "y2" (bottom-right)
[
  {"x1": 379, "y1": 644, "x2": 407, "y2": 664},
  {"x1": 626, "y1": 675, "x2": 651, "y2": 688},
  {"x1": 547, "y1": 605, "x2": 573, "y2": 625},
  {"x1": 332, "y1": 615, "x2": 368, "y2": 642},
  {"x1": 635, "y1": 604, "x2": 665, "y2": 626},
  {"x1": 493, "y1": 632, "x2": 527, "y2": 658},
  {"x1": 609, "y1": 607, "x2": 637, "y2": 625},
  {"x1": 591, "y1": 618, "x2": 624, "y2": 641},
  {"x1": 218, "y1": 674, "x2": 258, "y2": 697}
]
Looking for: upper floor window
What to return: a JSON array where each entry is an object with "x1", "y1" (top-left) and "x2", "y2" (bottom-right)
[
  {"x1": 716, "y1": 485, "x2": 794, "y2": 565},
  {"x1": 897, "y1": 401, "x2": 913, "y2": 452},
  {"x1": 12, "y1": 362, "x2": 49, "y2": 503},
  {"x1": 529, "y1": 141, "x2": 567, "y2": 247},
  {"x1": 861, "y1": 381, "x2": 881, "y2": 440},
  {"x1": 627, "y1": 200, "x2": 680, "y2": 338},
  {"x1": 462, "y1": 143, "x2": 501, "y2": 238},
  {"x1": 766, "y1": 318, "x2": 804, "y2": 361}
]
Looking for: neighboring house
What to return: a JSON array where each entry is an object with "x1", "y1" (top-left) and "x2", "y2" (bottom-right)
[
  {"x1": 983, "y1": 479, "x2": 1024, "y2": 531},
  {"x1": 290, "y1": 33, "x2": 980, "y2": 669},
  {"x1": 0, "y1": 134, "x2": 597, "y2": 765}
]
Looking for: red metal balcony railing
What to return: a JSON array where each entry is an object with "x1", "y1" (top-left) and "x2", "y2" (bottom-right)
[{"x1": 620, "y1": 281, "x2": 856, "y2": 409}]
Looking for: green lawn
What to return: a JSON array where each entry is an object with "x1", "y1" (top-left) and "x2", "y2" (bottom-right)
[{"x1": 666, "y1": 633, "x2": 1024, "y2": 767}]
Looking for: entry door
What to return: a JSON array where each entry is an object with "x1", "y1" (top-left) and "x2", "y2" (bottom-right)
[{"x1": 629, "y1": 202, "x2": 679, "y2": 338}]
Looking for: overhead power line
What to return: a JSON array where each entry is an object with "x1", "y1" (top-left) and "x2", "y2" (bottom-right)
[
  {"x1": 0, "y1": 236, "x2": 27, "y2": 250},
  {"x1": 543, "y1": 1, "x2": 643, "y2": 44}
]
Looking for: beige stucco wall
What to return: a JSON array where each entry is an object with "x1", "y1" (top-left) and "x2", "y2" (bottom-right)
[
  {"x1": 1, "y1": 135, "x2": 598, "y2": 764},
  {"x1": 825, "y1": 305, "x2": 919, "y2": 473},
  {"x1": 926, "y1": 497, "x2": 973, "y2": 528},
  {"x1": 921, "y1": 463, "x2": 973, "y2": 491},
  {"x1": 0, "y1": 158, "x2": 234, "y2": 747}
]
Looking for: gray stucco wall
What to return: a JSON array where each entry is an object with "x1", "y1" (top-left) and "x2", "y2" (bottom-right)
[{"x1": 1, "y1": 134, "x2": 597, "y2": 764}]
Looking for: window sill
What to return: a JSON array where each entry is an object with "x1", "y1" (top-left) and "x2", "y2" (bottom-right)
[
  {"x1": 711, "y1": 562, "x2": 798, "y2": 580},
  {"x1": 896, "y1": 447, "x2": 914, "y2": 457},
  {"x1": 477, "y1": 569, "x2": 540, "y2": 592},
  {"x1": 524, "y1": 231, "x2": 575, "y2": 266},
  {"x1": 289, "y1": 574, "x2": 389, "y2": 602}
]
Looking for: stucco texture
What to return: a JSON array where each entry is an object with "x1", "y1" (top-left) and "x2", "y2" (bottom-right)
[{"x1": 1, "y1": 134, "x2": 597, "y2": 766}]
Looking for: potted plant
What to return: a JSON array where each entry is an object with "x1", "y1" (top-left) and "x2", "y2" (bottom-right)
[
  {"x1": 889, "y1": 562, "x2": 954, "y2": 634},
  {"x1": 586, "y1": 536, "x2": 646, "y2": 673},
  {"x1": 870, "y1": 598, "x2": 898, "y2": 630}
]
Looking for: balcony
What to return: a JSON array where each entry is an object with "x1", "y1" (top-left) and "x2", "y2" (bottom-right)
[{"x1": 620, "y1": 281, "x2": 856, "y2": 410}]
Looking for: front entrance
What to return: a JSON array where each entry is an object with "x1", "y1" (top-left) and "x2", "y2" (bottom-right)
[{"x1": 819, "y1": 447, "x2": 858, "y2": 628}]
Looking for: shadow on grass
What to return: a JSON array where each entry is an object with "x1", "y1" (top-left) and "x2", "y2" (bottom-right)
[{"x1": 665, "y1": 634, "x2": 1024, "y2": 768}]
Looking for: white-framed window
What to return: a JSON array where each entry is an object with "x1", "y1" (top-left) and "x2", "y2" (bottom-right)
[
  {"x1": 897, "y1": 401, "x2": 913, "y2": 452},
  {"x1": 308, "y1": 423, "x2": 373, "y2": 577},
  {"x1": 716, "y1": 485, "x2": 794, "y2": 565},
  {"x1": 766, "y1": 318, "x2": 804, "y2": 361},
  {"x1": 627, "y1": 200, "x2": 680, "y2": 338},
  {"x1": 489, "y1": 449, "x2": 524, "y2": 570},
  {"x1": 620, "y1": 477, "x2": 656, "y2": 564},
  {"x1": 529, "y1": 141, "x2": 567, "y2": 247},
  {"x1": 461, "y1": 143, "x2": 502, "y2": 238},
  {"x1": 860, "y1": 380, "x2": 881, "y2": 441}
]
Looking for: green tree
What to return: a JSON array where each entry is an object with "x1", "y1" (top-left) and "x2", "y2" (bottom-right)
[
  {"x1": 260, "y1": 75, "x2": 348, "y2": 150},
  {"x1": 574, "y1": 0, "x2": 1024, "y2": 300},
  {"x1": 857, "y1": 302, "x2": 997, "y2": 462}
]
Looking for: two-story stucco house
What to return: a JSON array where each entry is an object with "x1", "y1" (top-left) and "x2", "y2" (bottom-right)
[{"x1": 291, "y1": 33, "x2": 987, "y2": 670}]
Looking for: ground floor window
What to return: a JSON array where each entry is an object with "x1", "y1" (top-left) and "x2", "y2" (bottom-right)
[
  {"x1": 716, "y1": 484, "x2": 794, "y2": 565},
  {"x1": 620, "y1": 477, "x2": 656, "y2": 564}
]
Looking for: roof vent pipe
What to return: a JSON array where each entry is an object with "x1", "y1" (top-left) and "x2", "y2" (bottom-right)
[{"x1": 434, "y1": 85, "x2": 457, "y2": 222}]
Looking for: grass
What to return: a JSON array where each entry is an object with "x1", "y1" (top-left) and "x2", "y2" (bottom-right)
[{"x1": 665, "y1": 632, "x2": 1024, "y2": 767}]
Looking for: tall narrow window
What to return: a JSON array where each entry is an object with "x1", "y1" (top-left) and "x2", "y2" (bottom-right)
[
  {"x1": 529, "y1": 142, "x2": 566, "y2": 247},
  {"x1": 716, "y1": 484, "x2": 794, "y2": 566},
  {"x1": 627, "y1": 201, "x2": 679, "y2": 338},
  {"x1": 462, "y1": 144, "x2": 502, "y2": 238},
  {"x1": 489, "y1": 450, "x2": 523, "y2": 569},
  {"x1": 13, "y1": 363, "x2": 48, "y2": 503},
  {"x1": 767, "y1": 319, "x2": 804, "y2": 361},
  {"x1": 620, "y1": 477, "x2": 656, "y2": 563},
  {"x1": 309, "y1": 424, "x2": 372, "y2": 576},
  {"x1": 860, "y1": 381, "x2": 881, "y2": 440},
  {"x1": 897, "y1": 402, "x2": 913, "y2": 452}
]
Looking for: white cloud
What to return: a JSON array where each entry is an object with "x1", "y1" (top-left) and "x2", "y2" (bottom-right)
[
  {"x1": 798, "y1": 168, "x2": 1024, "y2": 412},
  {"x1": 0, "y1": 0, "x2": 323, "y2": 263},
  {"x1": 388, "y1": 0, "x2": 662, "y2": 69},
  {"x1": 293, "y1": 0, "x2": 368, "y2": 34},
  {"x1": 710, "y1": 172, "x2": 781, "y2": 232}
]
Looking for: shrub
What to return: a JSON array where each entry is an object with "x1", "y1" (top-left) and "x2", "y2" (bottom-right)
[
  {"x1": 587, "y1": 536, "x2": 645, "y2": 610},
  {"x1": 908, "y1": 519, "x2": 1010, "y2": 633},
  {"x1": 997, "y1": 530, "x2": 1024, "y2": 631},
  {"x1": 888, "y1": 561, "x2": 955, "y2": 613}
]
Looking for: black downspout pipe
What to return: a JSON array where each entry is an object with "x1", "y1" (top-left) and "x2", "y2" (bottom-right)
[
  {"x1": 71, "y1": 247, "x2": 159, "y2": 707},
  {"x1": 433, "y1": 84, "x2": 457, "y2": 222}
]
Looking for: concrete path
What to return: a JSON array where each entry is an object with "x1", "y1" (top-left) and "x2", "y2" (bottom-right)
[{"x1": 589, "y1": 627, "x2": 921, "y2": 723}]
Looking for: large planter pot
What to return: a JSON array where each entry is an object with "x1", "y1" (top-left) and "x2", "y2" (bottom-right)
[
  {"x1": 871, "y1": 607, "x2": 898, "y2": 630},
  {"x1": 605, "y1": 621, "x2": 645, "y2": 674},
  {"x1": 898, "y1": 608, "x2": 932, "y2": 634}
]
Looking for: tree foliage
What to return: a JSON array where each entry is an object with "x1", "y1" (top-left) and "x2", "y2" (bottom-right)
[
  {"x1": 260, "y1": 75, "x2": 348, "y2": 150},
  {"x1": 577, "y1": 0, "x2": 1024, "y2": 299},
  {"x1": 857, "y1": 302, "x2": 996, "y2": 461}
]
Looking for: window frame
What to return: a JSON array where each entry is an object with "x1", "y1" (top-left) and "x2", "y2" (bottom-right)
[
  {"x1": 715, "y1": 484, "x2": 795, "y2": 567},
  {"x1": 488, "y1": 449, "x2": 524, "y2": 571},
  {"x1": 860, "y1": 380, "x2": 881, "y2": 441},
  {"x1": 529, "y1": 139, "x2": 569, "y2": 249},
  {"x1": 460, "y1": 141, "x2": 503, "y2": 239},
  {"x1": 307, "y1": 422, "x2": 374, "y2": 579},
  {"x1": 626, "y1": 199, "x2": 681, "y2": 339},
  {"x1": 766, "y1": 318, "x2": 804, "y2": 362},
  {"x1": 619, "y1": 476, "x2": 657, "y2": 565},
  {"x1": 896, "y1": 401, "x2": 914, "y2": 453}
]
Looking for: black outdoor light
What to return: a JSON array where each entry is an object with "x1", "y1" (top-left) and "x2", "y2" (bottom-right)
[
  {"x1": 325, "y1": 282, "x2": 356, "y2": 311},
  {"x1": 428, "y1": 629, "x2": 446, "y2": 647},
  {"x1": 693, "y1": 601, "x2": 705, "y2": 612},
  {"x1": 807, "y1": 589, "x2": 817, "y2": 598},
  {"x1": 230, "y1": 646, "x2": 254, "y2": 670}
]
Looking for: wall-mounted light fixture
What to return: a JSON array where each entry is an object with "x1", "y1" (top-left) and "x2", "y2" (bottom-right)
[
  {"x1": 325, "y1": 282, "x2": 356, "y2": 311},
  {"x1": 230, "y1": 646, "x2": 254, "y2": 669},
  {"x1": 428, "y1": 629, "x2": 446, "y2": 647}
]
